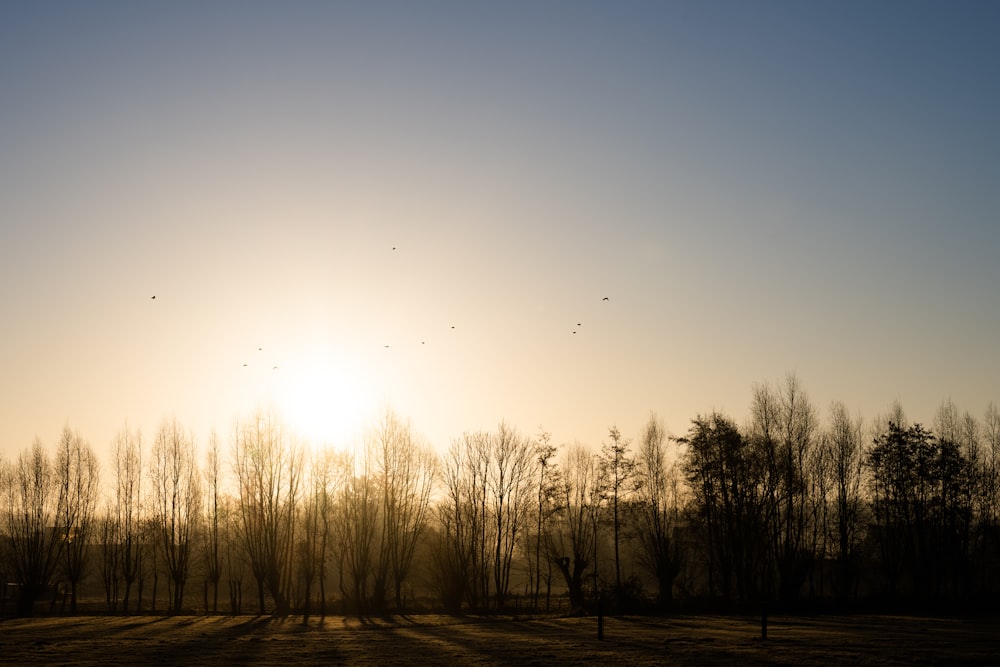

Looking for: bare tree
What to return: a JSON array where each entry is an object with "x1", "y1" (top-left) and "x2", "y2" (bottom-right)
[
  {"x1": 545, "y1": 443, "x2": 601, "y2": 611},
  {"x1": 97, "y1": 501, "x2": 120, "y2": 611},
  {"x1": 233, "y1": 408, "x2": 302, "y2": 615},
  {"x1": 335, "y1": 449, "x2": 378, "y2": 613},
  {"x1": 529, "y1": 430, "x2": 558, "y2": 609},
  {"x1": 488, "y1": 422, "x2": 533, "y2": 608},
  {"x1": 435, "y1": 431, "x2": 490, "y2": 610},
  {"x1": 370, "y1": 411, "x2": 437, "y2": 610},
  {"x1": 150, "y1": 417, "x2": 201, "y2": 613},
  {"x1": 112, "y1": 423, "x2": 143, "y2": 612},
  {"x1": 2, "y1": 440, "x2": 64, "y2": 615},
  {"x1": 202, "y1": 430, "x2": 223, "y2": 613},
  {"x1": 976, "y1": 403, "x2": 1000, "y2": 592},
  {"x1": 599, "y1": 425, "x2": 636, "y2": 597},
  {"x1": 299, "y1": 447, "x2": 342, "y2": 620},
  {"x1": 299, "y1": 450, "x2": 323, "y2": 621},
  {"x1": 634, "y1": 414, "x2": 683, "y2": 608},
  {"x1": 221, "y1": 494, "x2": 246, "y2": 615},
  {"x1": 54, "y1": 426, "x2": 100, "y2": 613},
  {"x1": 748, "y1": 374, "x2": 819, "y2": 604},
  {"x1": 821, "y1": 401, "x2": 865, "y2": 602}
]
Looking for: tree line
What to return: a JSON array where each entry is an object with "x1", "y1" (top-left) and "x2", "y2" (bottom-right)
[{"x1": 3, "y1": 375, "x2": 999, "y2": 616}]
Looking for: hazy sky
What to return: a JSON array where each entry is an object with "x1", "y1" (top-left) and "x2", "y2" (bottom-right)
[{"x1": 2, "y1": 1, "x2": 998, "y2": 465}]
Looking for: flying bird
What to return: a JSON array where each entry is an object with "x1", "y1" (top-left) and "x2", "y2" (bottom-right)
[
  {"x1": 273, "y1": 366, "x2": 278, "y2": 370},
  {"x1": 151, "y1": 295, "x2": 156, "y2": 300},
  {"x1": 602, "y1": 297, "x2": 609, "y2": 301}
]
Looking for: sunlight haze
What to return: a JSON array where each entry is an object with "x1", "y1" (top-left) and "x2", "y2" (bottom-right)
[{"x1": 2, "y1": 1, "x2": 998, "y2": 467}]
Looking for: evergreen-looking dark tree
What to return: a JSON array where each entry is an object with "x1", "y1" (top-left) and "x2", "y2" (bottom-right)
[
  {"x1": 868, "y1": 421, "x2": 973, "y2": 599},
  {"x1": 680, "y1": 412, "x2": 765, "y2": 606}
]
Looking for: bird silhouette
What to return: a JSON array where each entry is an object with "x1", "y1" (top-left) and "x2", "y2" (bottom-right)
[
  {"x1": 273, "y1": 366, "x2": 278, "y2": 370},
  {"x1": 243, "y1": 363, "x2": 248, "y2": 367},
  {"x1": 602, "y1": 297, "x2": 609, "y2": 301},
  {"x1": 151, "y1": 295, "x2": 156, "y2": 300}
]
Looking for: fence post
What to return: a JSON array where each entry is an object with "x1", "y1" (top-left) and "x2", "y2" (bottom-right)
[{"x1": 597, "y1": 592, "x2": 604, "y2": 641}]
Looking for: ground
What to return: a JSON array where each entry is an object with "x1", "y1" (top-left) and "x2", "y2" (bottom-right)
[{"x1": 0, "y1": 613, "x2": 996, "y2": 665}]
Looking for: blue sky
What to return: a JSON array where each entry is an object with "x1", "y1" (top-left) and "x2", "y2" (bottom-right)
[{"x1": 1, "y1": 1, "x2": 998, "y2": 462}]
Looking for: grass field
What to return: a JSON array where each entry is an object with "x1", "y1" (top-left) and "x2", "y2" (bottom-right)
[{"x1": 0, "y1": 613, "x2": 996, "y2": 665}]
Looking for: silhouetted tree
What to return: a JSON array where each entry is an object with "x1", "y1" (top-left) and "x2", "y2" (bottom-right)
[
  {"x1": 868, "y1": 420, "x2": 972, "y2": 598},
  {"x1": 55, "y1": 426, "x2": 100, "y2": 613},
  {"x1": 634, "y1": 414, "x2": 683, "y2": 608},
  {"x1": 97, "y1": 502, "x2": 120, "y2": 611},
  {"x1": 371, "y1": 411, "x2": 437, "y2": 610},
  {"x1": 112, "y1": 423, "x2": 143, "y2": 613},
  {"x1": 202, "y1": 430, "x2": 223, "y2": 612},
  {"x1": 233, "y1": 408, "x2": 302, "y2": 615},
  {"x1": 151, "y1": 417, "x2": 201, "y2": 613},
  {"x1": 437, "y1": 431, "x2": 491, "y2": 609},
  {"x1": 335, "y1": 451, "x2": 378, "y2": 613},
  {"x1": 748, "y1": 375, "x2": 819, "y2": 605},
  {"x1": 529, "y1": 430, "x2": 558, "y2": 609},
  {"x1": 681, "y1": 412, "x2": 764, "y2": 606},
  {"x1": 488, "y1": 422, "x2": 534, "y2": 608},
  {"x1": 599, "y1": 426, "x2": 636, "y2": 597},
  {"x1": 975, "y1": 403, "x2": 1000, "y2": 593},
  {"x1": 299, "y1": 450, "x2": 323, "y2": 621},
  {"x1": 299, "y1": 447, "x2": 342, "y2": 620},
  {"x1": 545, "y1": 443, "x2": 600, "y2": 611},
  {"x1": 435, "y1": 433, "x2": 488, "y2": 610},
  {"x1": 2, "y1": 441, "x2": 64, "y2": 615},
  {"x1": 821, "y1": 401, "x2": 865, "y2": 602}
]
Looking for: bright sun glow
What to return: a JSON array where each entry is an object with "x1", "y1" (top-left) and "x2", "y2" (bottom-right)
[{"x1": 271, "y1": 354, "x2": 378, "y2": 449}]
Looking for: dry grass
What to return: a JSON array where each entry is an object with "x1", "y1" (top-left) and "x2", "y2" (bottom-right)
[{"x1": 0, "y1": 613, "x2": 996, "y2": 665}]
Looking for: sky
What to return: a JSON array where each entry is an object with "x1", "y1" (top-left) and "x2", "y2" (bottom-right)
[{"x1": 2, "y1": 1, "x2": 998, "y2": 469}]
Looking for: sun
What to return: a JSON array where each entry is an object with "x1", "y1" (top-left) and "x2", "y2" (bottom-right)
[{"x1": 272, "y1": 356, "x2": 377, "y2": 449}]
